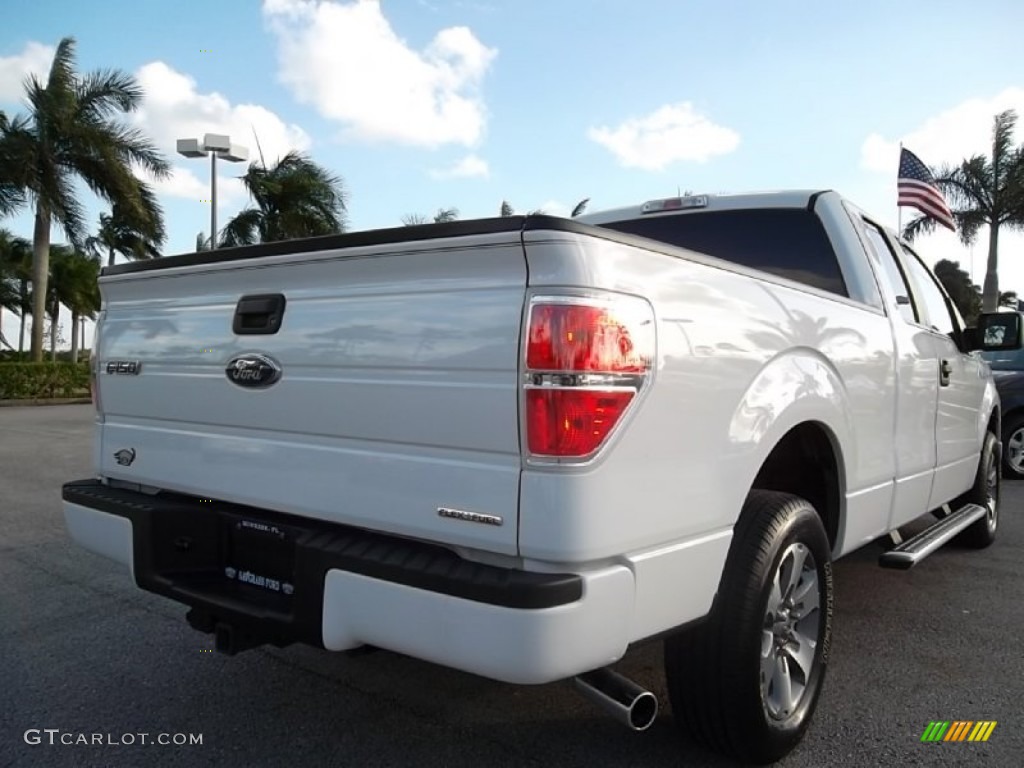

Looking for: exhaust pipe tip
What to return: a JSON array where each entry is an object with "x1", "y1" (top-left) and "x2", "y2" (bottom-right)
[
  {"x1": 625, "y1": 690, "x2": 659, "y2": 731},
  {"x1": 573, "y1": 668, "x2": 659, "y2": 732}
]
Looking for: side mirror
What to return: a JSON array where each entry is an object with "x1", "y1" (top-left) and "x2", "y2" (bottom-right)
[{"x1": 964, "y1": 312, "x2": 1023, "y2": 352}]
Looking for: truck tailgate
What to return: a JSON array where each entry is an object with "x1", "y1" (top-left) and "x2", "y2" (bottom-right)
[{"x1": 96, "y1": 231, "x2": 527, "y2": 555}]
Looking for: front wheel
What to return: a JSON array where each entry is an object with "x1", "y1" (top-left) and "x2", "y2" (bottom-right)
[
  {"x1": 954, "y1": 430, "x2": 1000, "y2": 548},
  {"x1": 664, "y1": 490, "x2": 834, "y2": 765}
]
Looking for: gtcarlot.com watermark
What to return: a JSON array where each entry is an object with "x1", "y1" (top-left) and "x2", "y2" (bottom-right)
[{"x1": 25, "y1": 729, "x2": 203, "y2": 747}]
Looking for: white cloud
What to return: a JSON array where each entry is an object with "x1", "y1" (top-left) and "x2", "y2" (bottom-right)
[
  {"x1": 0, "y1": 41, "x2": 55, "y2": 103},
  {"x1": 262, "y1": 0, "x2": 497, "y2": 147},
  {"x1": 148, "y1": 167, "x2": 212, "y2": 201},
  {"x1": 130, "y1": 61, "x2": 312, "y2": 203},
  {"x1": 588, "y1": 102, "x2": 740, "y2": 171},
  {"x1": 430, "y1": 154, "x2": 489, "y2": 179},
  {"x1": 860, "y1": 87, "x2": 1024, "y2": 173},
  {"x1": 533, "y1": 200, "x2": 570, "y2": 218}
]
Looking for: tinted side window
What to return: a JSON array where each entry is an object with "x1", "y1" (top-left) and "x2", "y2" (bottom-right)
[
  {"x1": 861, "y1": 221, "x2": 918, "y2": 324},
  {"x1": 599, "y1": 209, "x2": 848, "y2": 297},
  {"x1": 900, "y1": 247, "x2": 956, "y2": 336}
]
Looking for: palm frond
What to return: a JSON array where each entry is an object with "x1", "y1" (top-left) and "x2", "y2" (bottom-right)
[
  {"x1": 47, "y1": 168, "x2": 89, "y2": 249},
  {"x1": 219, "y1": 208, "x2": 263, "y2": 247},
  {"x1": 44, "y1": 38, "x2": 78, "y2": 97},
  {"x1": 230, "y1": 151, "x2": 347, "y2": 243},
  {"x1": 433, "y1": 207, "x2": 458, "y2": 223},
  {"x1": 901, "y1": 214, "x2": 938, "y2": 242},
  {"x1": 67, "y1": 121, "x2": 171, "y2": 180},
  {"x1": 954, "y1": 207, "x2": 988, "y2": 248},
  {"x1": 571, "y1": 198, "x2": 590, "y2": 218},
  {"x1": 74, "y1": 69, "x2": 144, "y2": 118},
  {"x1": 991, "y1": 110, "x2": 1018, "y2": 186},
  {"x1": 933, "y1": 159, "x2": 992, "y2": 214}
]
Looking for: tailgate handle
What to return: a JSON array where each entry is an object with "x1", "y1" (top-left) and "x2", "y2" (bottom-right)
[{"x1": 233, "y1": 293, "x2": 286, "y2": 335}]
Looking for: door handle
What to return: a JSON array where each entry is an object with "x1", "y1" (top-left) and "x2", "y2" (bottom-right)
[
  {"x1": 939, "y1": 359, "x2": 952, "y2": 387},
  {"x1": 233, "y1": 293, "x2": 286, "y2": 335}
]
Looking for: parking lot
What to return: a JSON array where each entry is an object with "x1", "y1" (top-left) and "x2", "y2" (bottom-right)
[{"x1": 1, "y1": 403, "x2": 1021, "y2": 767}]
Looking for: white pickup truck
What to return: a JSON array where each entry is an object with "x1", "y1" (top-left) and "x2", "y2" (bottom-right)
[{"x1": 63, "y1": 191, "x2": 1020, "y2": 764}]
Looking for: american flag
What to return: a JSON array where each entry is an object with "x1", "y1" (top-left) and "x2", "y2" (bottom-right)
[{"x1": 897, "y1": 147, "x2": 955, "y2": 231}]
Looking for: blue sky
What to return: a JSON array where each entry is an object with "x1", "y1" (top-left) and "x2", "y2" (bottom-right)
[{"x1": 2, "y1": 0, "x2": 1024, "y2": 348}]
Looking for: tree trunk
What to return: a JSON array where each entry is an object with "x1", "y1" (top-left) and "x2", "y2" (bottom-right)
[
  {"x1": 30, "y1": 205, "x2": 51, "y2": 362},
  {"x1": 981, "y1": 224, "x2": 1000, "y2": 312},
  {"x1": 80, "y1": 317, "x2": 86, "y2": 359},
  {"x1": 18, "y1": 279, "x2": 27, "y2": 353},
  {"x1": 108, "y1": 246, "x2": 115, "y2": 269},
  {"x1": 50, "y1": 301, "x2": 58, "y2": 362},
  {"x1": 70, "y1": 310, "x2": 80, "y2": 363}
]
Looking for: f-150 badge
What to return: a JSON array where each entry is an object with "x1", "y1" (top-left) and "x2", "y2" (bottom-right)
[{"x1": 105, "y1": 360, "x2": 141, "y2": 375}]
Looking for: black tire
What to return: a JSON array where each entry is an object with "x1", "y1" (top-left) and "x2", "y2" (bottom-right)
[
  {"x1": 664, "y1": 491, "x2": 834, "y2": 765},
  {"x1": 1001, "y1": 413, "x2": 1024, "y2": 480},
  {"x1": 954, "y1": 431, "x2": 1000, "y2": 548}
]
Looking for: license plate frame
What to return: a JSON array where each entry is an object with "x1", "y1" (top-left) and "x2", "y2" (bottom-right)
[{"x1": 223, "y1": 516, "x2": 297, "y2": 598}]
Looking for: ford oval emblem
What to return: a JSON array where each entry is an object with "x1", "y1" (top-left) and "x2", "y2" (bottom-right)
[{"x1": 225, "y1": 353, "x2": 282, "y2": 389}]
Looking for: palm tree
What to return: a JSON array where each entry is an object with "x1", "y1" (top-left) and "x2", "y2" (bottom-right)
[
  {"x1": 45, "y1": 245, "x2": 99, "y2": 361},
  {"x1": 0, "y1": 112, "x2": 26, "y2": 218},
  {"x1": 63, "y1": 250, "x2": 100, "y2": 362},
  {"x1": 86, "y1": 188, "x2": 166, "y2": 268},
  {"x1": 0, "y1": 262, "x2": 15, "y2": 350},
  {"x1": 0, "y1": 231, "x2": 20, "y2": 348},
  {"x1": 220, "y1": 151, "x2": 347, "y2": 247},
  {"x1": 0, "y1": 229, "x2": 32, "y2": 352},
  {"x1": 402, "y1": 207, "x2": 459, "y2": 226},
  {"x1": 903, "y1": 109, "x2": 1024, "y2": 311},
  {"x1": 0, "y1": 37, "x2": 169, "y2": 361}
]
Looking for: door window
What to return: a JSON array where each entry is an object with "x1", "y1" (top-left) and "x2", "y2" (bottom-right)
[
  {"x1": 861, "y1": 221, "x2": 918, "y2": 324},
  {"x1": 899, "y1": 245, "x2": 957, "y2": 336}
]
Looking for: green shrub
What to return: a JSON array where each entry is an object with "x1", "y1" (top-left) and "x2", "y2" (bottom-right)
[
  {"x1": 0, "y1": 362, "x2": 91, "y2": 399},
  {"x1": 0, "y1": 350, "x2": 90, "y2": 363}
]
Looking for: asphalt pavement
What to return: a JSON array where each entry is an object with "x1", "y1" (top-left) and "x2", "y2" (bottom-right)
[{"x1": 1, "y1": 404, "x2": 1021, "y2": 767}]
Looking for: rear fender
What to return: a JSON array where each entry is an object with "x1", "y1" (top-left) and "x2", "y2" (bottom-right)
[{"x1": 728, "y1": 349, "x2": 851, "y2": 525}]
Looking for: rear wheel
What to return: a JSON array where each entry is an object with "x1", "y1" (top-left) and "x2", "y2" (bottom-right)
[
  {"x1": 954, "y1": 431, "x2": 1000, "y2": 549},
  {"x1": 1001, "y1": 414, "x2": 1024, "y2": 480},
  {"x1": 664, "y1": 491, "x2": 834, "y2": 764}
]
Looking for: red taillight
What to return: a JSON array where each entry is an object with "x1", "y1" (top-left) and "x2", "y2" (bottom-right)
[
  {"x1": 523, "y1": 297, "x2": 653, "y2": 459},
  {"x1": 526, "y1": 389, "x2": 635, "y2": 456},
  {"x1": 527, "y1": 304, "x2": 646, "y2": 373}
]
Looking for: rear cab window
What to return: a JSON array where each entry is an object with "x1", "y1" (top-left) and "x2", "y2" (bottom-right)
[{"x1": 596, "y1": 208, "x2": 848, "y2": 297}]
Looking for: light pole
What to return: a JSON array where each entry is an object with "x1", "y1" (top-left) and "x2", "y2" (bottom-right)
[{"x1": 176, "y1": 134, "x2": 249, "y2": 249}]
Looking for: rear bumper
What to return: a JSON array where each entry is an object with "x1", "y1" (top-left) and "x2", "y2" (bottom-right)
[{"x1": 61, "y1": 479, "x2": 635, "y2": 684}]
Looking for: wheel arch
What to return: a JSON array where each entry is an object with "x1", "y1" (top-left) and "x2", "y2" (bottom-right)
[
  {"x1": 750, "y1": 421, "x2": 845, "y2": 551},
  {"x1": 727, "y1": 350, "x2": 852, "y2": 552}
]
